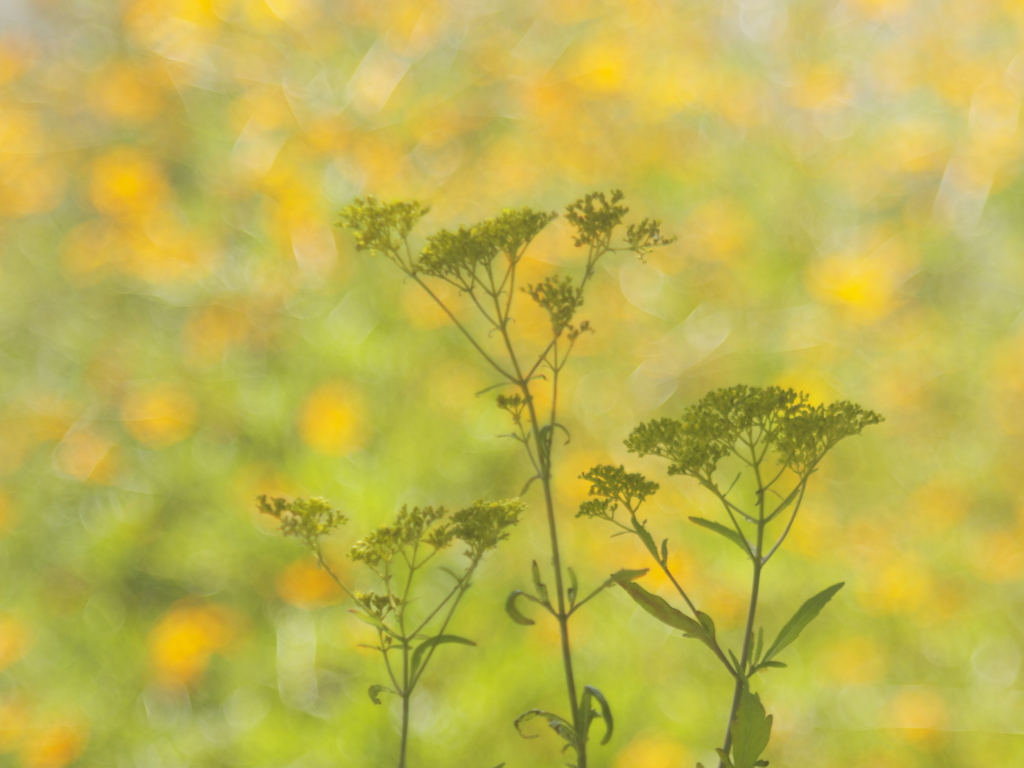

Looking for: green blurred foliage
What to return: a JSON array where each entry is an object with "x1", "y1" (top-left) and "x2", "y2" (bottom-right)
[{"x1": 1, "y1": 0, "x2": 1023, "y2": 766}]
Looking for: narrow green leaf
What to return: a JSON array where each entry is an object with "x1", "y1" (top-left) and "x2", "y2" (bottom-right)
[
  {"x1": 411, "y1": 634, "x2": 476, "y2": 678},
  {"x1": 567, "y1": 567, "x2": 579, "y2": 608},
  {"x1": 368, "y1": 685, "x2": 396, "y2": 704},
  {"x1": 716, "y1": 748, "x2": 735, "y2": 768},
  {"x1": 763, "y1": 582, "x2": 844, "y2": 662},
  {"x1": 608, "y1": 567, "x2": 649, "y2": 584},
  {"x1": 633, "y1": 520, "x2": 659, "y2": 558},
  {"x1": 579, "y1": 685, "x2": 614, "y2": 745},
  {"x1": 689, "y1": 517, "x2": 751, "y2": 557},
  {"x1": 731, "y1": 686, "x2": 772, "y2": 768},
  {"x1": 616, "y1": 579, "x2": 704, "y2": 637},
  {"x1": 475, "y1": 380, "x2": 509, "y2": 396},
  {"x1": 754, "y1": 627, "x2": 764, "y2": 667},
  {"x1": 505, "y1": 590, "x2": 536, "y2": 625},
  {"x1": 531, "y1": 560, "x2": 549, "y2": 603},
  {"x1": 760, "y1": 660, "x2": 786, "y2": 669},
  {"x1": 660, "y1": 538, "x2": 669, "y2": 563}
]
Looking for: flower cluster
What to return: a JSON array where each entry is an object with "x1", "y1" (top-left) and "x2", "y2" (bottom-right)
[
  {"x1": 355, "y1": 590, "x2": 399, "y2": 619},
  {"x1": 625, "y1": 218, "x2": 676, "y2": 260},
  {"x1": 449, "y1": 499, "x2": 525, "y2": 559},
  {"x1": 417, "y1": 207, "x2": 558, "y2": 290},
  {"x1": 336, "y1": 197, "x2": 430, "y2": 260},
  {"x1": 625, "y1": 385, "x2": 884, "y2": 480},
  {"x1": 419, "y1": 225, "x2": 500, "y2": 288},
  {"x1": 257, "y1": 495, "x2": 347, "y2": 550},
  {"x1": 496, "y1": 392, "x2": 528, "y2": 427},
  {"x1": 576, "y1": 464, "x2": 659, "y2": 523},
  {"x1": 564, "y1": 189, "x2": 629, "y2": 248},
  {"x1": 523, "y1": 275, "x2": 583, "y2": 336},
  {"x1": 349, "y1": 505, "x2": 453, "y2": 567},
  {"x1": 484, "y1": 208, "x2": 558, "y2": 258},
  {"x1": 349, "y1": 500, "x2": 524, "y2": 567}
]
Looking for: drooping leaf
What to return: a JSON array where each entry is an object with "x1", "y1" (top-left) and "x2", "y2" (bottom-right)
[
  {"x1": 368, "y1": 685, "x2": 397, "y2": 704},
  {"x1": 505, "y1": 590, "x2": 537, "y2": 625},
  {"x1": 579, "y1": 685, "x2": 614, "y2": 745},
  {"x1": 411, "y1": 634, "x2": 476, "y2": 677},
  {"x1": 763, "y1": 582, "x2": 844, "y2": 662},
  {"x1": 514, "y1": 709, "x2": 576, "y2": 747},
  {"x1": 730, "y1": 686, "x2": 772, "y2": 768},
  {"x1": 689, "y1": 517, "x2": 751, "y2": 557}
]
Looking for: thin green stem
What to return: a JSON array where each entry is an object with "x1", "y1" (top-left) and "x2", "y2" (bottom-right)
[
  {"x1": 411, "y1": 274, "x2": 514, "y2": 381},
  {"x1": 410, "y1": 558, "x2": 481, "y2": 689},
  {"x1": 719, "y1": 442, "x2": 769, "y2": 767},
  {"x1": 719, "y1": 531, "x2": 763, "y2": 766},
  {"x1": 399, "y1": 691, "x2": 410, "y2": 768}
]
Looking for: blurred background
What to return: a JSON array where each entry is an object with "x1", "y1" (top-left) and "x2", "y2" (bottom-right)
[{"x1": 2, "y1": 0, "x2": 1023, "y2": 765}]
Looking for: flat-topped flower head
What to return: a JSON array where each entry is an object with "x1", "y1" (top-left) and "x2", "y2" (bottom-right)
[
  {"x1": 418, "y1": 207, "x2": 558, "y2": 288},
  {"x1": 625, "y1": 385, "x2": 883, "y2": 480},
  {"x1": 349, "y1": 505, "x2": 453, "y2": 567},
  {"x1": 450, "y1": 499, "x2": 524, "y2": 559},
  {"x1": 577, "y1": 464, "x2": 659, "y2": 517}
]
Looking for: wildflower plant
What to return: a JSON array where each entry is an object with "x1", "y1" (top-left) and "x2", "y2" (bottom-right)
[
  {"x1": 337, "y1": 191, "x2": 674, "y2": 768},
  {"x1": 578, "y1": 385, "x2": 882, "y2": 768},
  {"x1": 258, "y1": 495, "x2": 523, "y2": 768}
]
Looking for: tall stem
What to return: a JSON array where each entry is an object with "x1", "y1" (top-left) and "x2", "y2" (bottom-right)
[
  {"x1": 718, "y1": 554, "x2": 762, "y2": 766},
  {"x1": 719, "y1": 443, "x2": 768, "y2": 767},
  {"x1": 398, "y1": 692, "x2": 410, "y2": 768},
  {"x1": 523, "y1": 390, "x2": 584, "y2": 767}
]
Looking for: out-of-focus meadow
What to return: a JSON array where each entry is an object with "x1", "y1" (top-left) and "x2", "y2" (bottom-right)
[{"x1": 2, "y1": 0, "x2": 1023, "y2": 765}]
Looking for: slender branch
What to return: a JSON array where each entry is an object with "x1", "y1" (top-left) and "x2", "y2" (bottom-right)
[
  {"x1": 410, "y1": 558, "x2": 481, "y2": 689},
  {"x1": 380, "y1": 633, "x2": 401, "y2": 691},
  {"x1": 408, "y1": 577, "x2": 464, "y2": 639},
  {"x1": 411, "y1": 275, "x2": 514, "y2": 381},
  {"x1": 699, "y1": 480, "x2": 756, "y2": 558},
  {"x1": 762, "y1": 481, "x2": 808, "y2": 564},
  {"x1": 313, "y1": 545, "x2": 360, "y2": 603}
]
